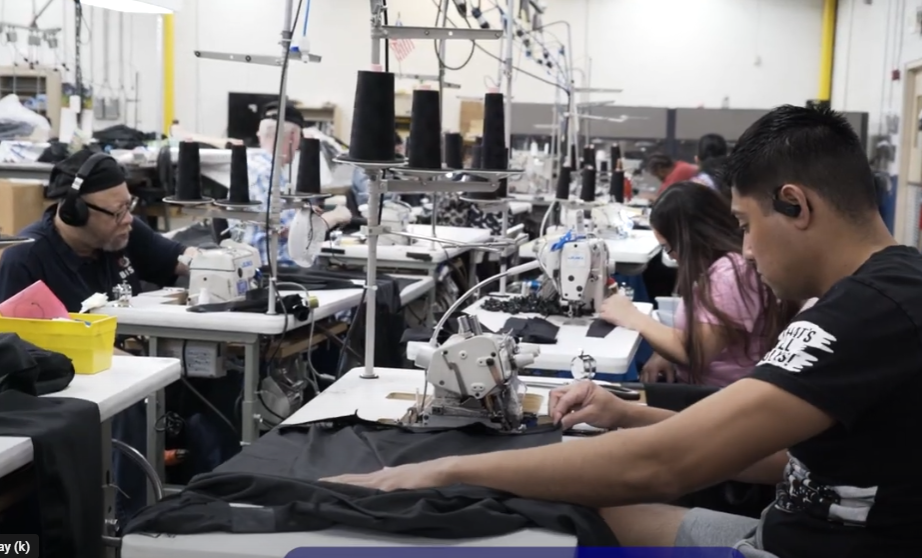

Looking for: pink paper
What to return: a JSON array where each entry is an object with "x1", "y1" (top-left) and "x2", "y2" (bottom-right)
[{"x1": 0, "y1": 280, "x2": 71, "y2": 320}]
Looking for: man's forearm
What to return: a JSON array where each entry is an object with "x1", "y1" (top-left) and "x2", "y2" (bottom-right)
[
  {"x1": 733, "y1": 451, "x2": 787, "y2": 485},
  {"x1": 439, "y1": 428, "x2": 676, "y2": 508},
  {"x1": 622, "y1": 404, "x2": 677, "y2": 429}
]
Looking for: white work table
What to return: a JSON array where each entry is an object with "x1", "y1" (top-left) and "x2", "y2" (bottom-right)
[
  {"x1": 91, "y1": 275, "x2": 435, "y2": 445},
  {"x1": 0, "y1": 356, "x2": 181, "y2": 507},
  {"x1": 320, "y1": 224, "x2": 492, "y2": 266},
  {"x1": 407, "y1": 296, "x2": 653, "y2": 376},
  {"x1": 121, "y1": 367, "x2": 577, "y2": 558},
  {"x1": 519, "y1": 229, "x2": 662, "y2": 270}
]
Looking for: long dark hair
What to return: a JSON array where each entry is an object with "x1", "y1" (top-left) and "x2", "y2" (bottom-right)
[{"x1": 650, "y1": 182, "x2": 798, "y2": 383}]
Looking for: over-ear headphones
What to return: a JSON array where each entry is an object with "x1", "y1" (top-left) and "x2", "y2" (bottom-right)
[{"x1": 59, "y1": 152, "x2": 116, "y2": 227}]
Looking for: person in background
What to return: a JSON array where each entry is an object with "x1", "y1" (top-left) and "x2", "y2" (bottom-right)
[
  {"x1": 691, "y1": 133, "x2": 730, "y2": 197},
  {"x1": 0, "y1": 149, "x2": 195, "y2": 521},
  {"x1": 644, "y1": 152, "x2": 699, "y2": 197},
  {"x1": 351, "y1": 132, "x2": 404, "y2": 207},
  {"x1": 238, "y1": 101, "x2": 350, "y2": 266},
  {"x1": 625, "y1": 182, "x2": 798, "y2": 387}
]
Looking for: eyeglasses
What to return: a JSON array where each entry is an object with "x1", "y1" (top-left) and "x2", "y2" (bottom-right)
[{"x1": 85, "y1": 196, "x2": 137, "y2": 223}]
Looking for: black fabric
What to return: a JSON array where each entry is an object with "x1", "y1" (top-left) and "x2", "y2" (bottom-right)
[
  {"x1": 502, "y1": 317, "x2": 558, "y2": 344},
  {"x1": 748, "y1": 245, "x2": 922, "y2": 557},
  {"x1": 586, "y1": 319, "x2": 615, "y2": 338},
  {"x1": 125, "y1": 415, "x2": 615, "y2": 545},
  {"x1": 93, "y1": 124, "x2": 157, "y2": 151},
  {"x1": 0, "y1": 390, "x2": 102, "y2": 558},
  {"x1": 47, "y1": 148, "x2": 127, "y2": 198},
  {"x1": 642, "y1": 383, "x2": 719, "y2": 412},
  {"x1": 187, "y1": 291, "x2": 312, "y2": 321},
  {"x1": 0, "y1": 333, "x2": 74, "y2": 396},
  {"x1": 0, "y1": 206, "x2": 187, "y2": 311}
]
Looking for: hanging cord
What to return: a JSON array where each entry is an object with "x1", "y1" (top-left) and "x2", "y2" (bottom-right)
[{"x1": 432, "y1": 0, "x2": 475, "y2": 71}]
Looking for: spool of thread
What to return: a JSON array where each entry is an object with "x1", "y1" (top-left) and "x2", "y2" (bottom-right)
[
  {"x1": 481, "y1": 92, "x2": 507, "y2": 170},
  {"x1": 583, "y1": 146, "x2": 596, "y2": 169},
  {"x1": 347, "y1": 70, "x2": 397, "y2": 162},
  {"x1": 175, "y1": 141, "x2": 203, "y2": 201},
  {"x1": 295, "y1": 138, "x2": 322, "y2": 194},
  {"x1": 227, "y1": 144, "x2": 251, "y2": 203},
  {"x1": 408, "y1": 89, "x2": 442, "y2": 169},
  {"x1": 444, "y1": 132, "x2": 464, "y2": 169},
  {"x1": 599, "y1": 160, "x2": 609, "y2": 174},
  {"x1": 471, "y1": 143, "x2": 483, "y2": 168},
  {"x1": 611, "y1": 170, "x2": 626, "y2": 203},
  {"x1": 610, "y1": 144, "x2": 621, "y2": 162},
  {"x1": 580, "y1": 168, "x2": 596, "y2": 202},
  {"x1": 555, "y1": 166, "x2": 572, "y2": 200},
  {"x1": 570, "y1": 145, "x2": 577, "y2": 168}
]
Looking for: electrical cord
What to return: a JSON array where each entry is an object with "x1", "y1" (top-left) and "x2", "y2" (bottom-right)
[
  {"x1": 433, "y1": 0, "x2": 476, "y2": 71},
  {"x1": 335, "y1": 288, "x2": 367, "y2": 378}
]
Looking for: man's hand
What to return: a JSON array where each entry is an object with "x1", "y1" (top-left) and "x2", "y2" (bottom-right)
[
  {"x1": 641, "y1": 353, "x2": 676, "y2": 383},
  {"x1": 600, "y1": 293, "x2": 644, "y2": 330},
  {"x1": 549, "y1": 381, "x2": 627, "y2": 429},
  {"x1": 321, "y1": 457, "x2": 455, "y2": 491}
]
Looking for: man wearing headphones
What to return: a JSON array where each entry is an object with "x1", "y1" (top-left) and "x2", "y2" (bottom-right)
[{"x1": 0, "y1": 149, "x2": 195, "y2": 520}]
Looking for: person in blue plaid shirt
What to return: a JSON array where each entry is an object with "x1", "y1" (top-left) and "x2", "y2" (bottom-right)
[{"x1": 238, "y1": 101, "x2": 350, "y2": 266}]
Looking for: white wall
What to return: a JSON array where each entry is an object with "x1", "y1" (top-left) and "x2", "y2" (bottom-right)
[
  {"x1": 172, "y1": 0, "x2": 827, "y2": 139},
  {"x1": 831, "y1": 0, "x2": 922, "y2": 244},
  {"x1": 0, "y1": 1, "x2": 160, "y2": 132}
]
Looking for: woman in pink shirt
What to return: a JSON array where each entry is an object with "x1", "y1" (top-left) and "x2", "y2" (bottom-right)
[{"x1": 600, "y1": 182, "x2": 799, "y2": 387}]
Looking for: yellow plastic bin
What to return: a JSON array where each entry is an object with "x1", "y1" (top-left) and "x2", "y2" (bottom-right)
[{"x1": 0, "y1": 313, "x2": 118, "y2": 374}]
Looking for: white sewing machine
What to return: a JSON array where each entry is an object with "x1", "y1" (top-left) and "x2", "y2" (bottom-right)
[
  {"x1": 185, "y1": 240, "x2": 261, "y2": 305},
  {"x1": 360, "y1": 200, "x2": 412, "y2": 246},
  {"x1": 590, "y1": 203, "x2": 635, "y2": 240},
  {"x1": 409, "y1": 315, "x2": 541, "y2": 432},
  {"x1": 537, "y1": 209, "x2": 612, "y2": 317}
]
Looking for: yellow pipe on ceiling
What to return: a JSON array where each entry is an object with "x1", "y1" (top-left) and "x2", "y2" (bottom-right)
[
  {"x1": 818, "y1": 0, "x2": 838, "y2": 101},
  {"x1": 162, "y1": 13, "x2": 176, "y2": 136}
]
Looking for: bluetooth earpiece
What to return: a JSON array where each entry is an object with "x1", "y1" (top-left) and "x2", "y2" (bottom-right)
[{"x1": 772, "y1": 198, "x2": 802, "y2": 218}]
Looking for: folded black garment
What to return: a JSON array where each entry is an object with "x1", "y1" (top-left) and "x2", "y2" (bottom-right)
[
  {"x1": 586, "y1": 319, "x2": 615, "y2": 339},
  {"x1": 401, "y1": 311, "x2": 496, "y2": 345},
  {"x1": 187, "y1": 291, "x2": 310, "y2": 319},
  {"x1": 125, "y1": 415, "x2": 617, "y2": 546},
  {"x1": 502, "y1": 317, "x2": 558, "y2": 344},
  {"x1": 0, "y1": 333, "x2": 74, "y2": 396}
]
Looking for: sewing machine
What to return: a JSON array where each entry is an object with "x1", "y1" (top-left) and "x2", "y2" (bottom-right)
[
  {"x1": 185, "y1": 240, "x2": 261, "y2": 305},
  {"x1": 536, "y1": 227, "x2": 611, "y2": 317},
  {"x1": 360, "y1": 200, "x2": 412, "y2": 246},
  {"x1": 590, "y1": 204, "x2": 635, "y2": 240},
  {"x1": 408, "y1": 315, "x2": 541, "y2": 432}
]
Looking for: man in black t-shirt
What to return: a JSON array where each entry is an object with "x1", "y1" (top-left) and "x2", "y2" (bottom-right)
[{"x1": 319, "y1": 105, "x2": 920, "y2": 557}]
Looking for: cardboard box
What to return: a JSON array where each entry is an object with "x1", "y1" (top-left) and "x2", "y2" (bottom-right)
[{"x1": 0, "y1": 180, "x2": 52, "y2": 236}]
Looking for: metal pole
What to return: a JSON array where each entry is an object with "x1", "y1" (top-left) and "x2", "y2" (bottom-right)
[
  {"x1": 433, "y1": 0, "x2": 450, "y2": 239},
  {"x1": 361, "y1": 170, "x2": 381, "y2": 379},
  {"x1": 497, "y1": 0, "x2": 514, "y2": 295},
  {"x1": 155, "y1": 15, "x2": 164, "y2": 146},
  {"x1": 266, "y1": 0, "x2": 295, "y2": 315},
  {"x1": 370, "y1": 0, "x2": 382, "y2": 66}
]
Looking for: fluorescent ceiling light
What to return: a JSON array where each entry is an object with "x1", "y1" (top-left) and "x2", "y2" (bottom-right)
[{"x1": 80, "y1": 0, "x2": 182, "y2": 14}]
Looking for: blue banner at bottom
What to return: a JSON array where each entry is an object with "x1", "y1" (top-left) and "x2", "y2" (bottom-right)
[{"x1": 285, "y1": 547, "x2": 744, "y2": 558}]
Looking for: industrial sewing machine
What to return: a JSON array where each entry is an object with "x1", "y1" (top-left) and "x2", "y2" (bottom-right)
[
  {"x1": 359, "y1": 199, "x2": 412, "y2": 246},
  {"x1": 590, "y1": 203, "x2": 635, "y2": 240},
  {"x1": 184, "y1": 240, "x2": 261, "y2": 305},
  {"x1": 536, "y1": 209, "x2": 612, "y2": 317},
  {"x1": 408, "y1": 315, "x2": 541, "y2": 432}
]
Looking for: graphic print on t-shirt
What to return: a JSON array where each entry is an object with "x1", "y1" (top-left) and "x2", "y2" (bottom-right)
[{"x1": 758, "y1": 320, "x2": 837, "y2": 373}]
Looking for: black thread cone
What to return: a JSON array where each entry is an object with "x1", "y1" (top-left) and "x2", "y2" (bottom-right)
[
  {"x1": 610, "y1": 143, "x2": 621, "y2": 162},
  {"x1": 295, "y1": 138, "x2": 322, "y2": 194},
  {"x1": 481, "y1": 92, "x2": 507, "y2": 170},
  {"x1": 175, "y1": 141, "x2": 203, "y2": 201},
  {"x1": 599, "y1": 160, "x2": 609, "y2": 173},
  {"x1": 583, "y1": 146, "x2": 596, "y2": 169},
  {"x1": 555, "y1": 166, "x2": 572, "y2": 200},
  {"x1": 348, "y1": 70, "x2": 397, "y2": 162},
  {"x1": 408, "y1": 89, "x2": 442, "y2": 169},
  {"x1": 580, "y1": 168, "x2": 596, "y2": 202},
  {"x1": 227, "y1": 144, "x2": 250, "y2": 203},
  {"x1": 465, "y1": 141, "x2": 493, "y2": 199},
  {"x1": 471, "y1": 143, "x2": 483, "y2": 168},
  {"x1": 570, "y1": 145, "x2": 577, "y2": 167},
  {"x1": 444, "y1": 132, "x2": 463, "y2": 169},
  {"x1": 611, "y1": 170, "x2": 625, "y2": 203}
]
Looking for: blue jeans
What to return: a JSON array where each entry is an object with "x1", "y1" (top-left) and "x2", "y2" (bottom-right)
[{"x1": 111, "y1": 401, "x2": 148, "y2": 522}]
